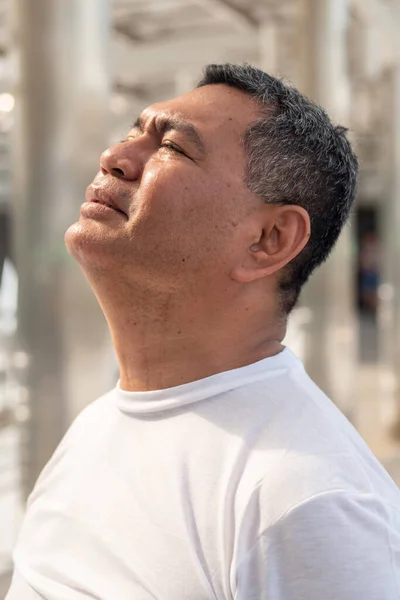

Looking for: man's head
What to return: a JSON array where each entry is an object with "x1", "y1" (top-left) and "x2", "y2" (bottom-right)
[
  {"x1": 197, "y1": 64, "x2": 358, "y2": 312},
  {"x1": 65, "y1": 63, "x2": 357, "y2": 316}
]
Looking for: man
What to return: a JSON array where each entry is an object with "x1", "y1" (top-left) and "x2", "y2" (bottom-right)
[{"x1": 7, "y1": 64, "x2": 400, "y2": 599}]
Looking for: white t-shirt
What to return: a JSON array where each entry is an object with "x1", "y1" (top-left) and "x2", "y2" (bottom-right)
[{"x1": 6, "y1": 348, "x2": 400, "y2": 599}]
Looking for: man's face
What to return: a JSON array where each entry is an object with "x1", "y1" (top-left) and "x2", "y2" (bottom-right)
[{"x1": 65, "y1": 84, "x2": 263, "y2": 293}]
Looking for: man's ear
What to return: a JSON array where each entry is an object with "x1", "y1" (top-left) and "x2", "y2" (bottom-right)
[{"x1": 232, "y1": 204, "x2": 311, "y2": 283}]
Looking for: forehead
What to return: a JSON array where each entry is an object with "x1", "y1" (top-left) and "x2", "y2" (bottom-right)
[{"x1": 143, "y1": 84, "x2": 260, "y2": 143}]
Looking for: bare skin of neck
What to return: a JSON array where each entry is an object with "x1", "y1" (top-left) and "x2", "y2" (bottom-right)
[{"x1": 86, "y1": 270, "x2": 286, "y2": 392}]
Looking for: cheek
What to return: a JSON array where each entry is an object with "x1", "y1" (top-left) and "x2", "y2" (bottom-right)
[
  {"x1": 137, "y1": 162, "x2": 212, "y2": 223},
  {"x1": 139, "y1": 164, "x2": 190, "y2": 212},
  {"x1": 133, "y1": 163, "x2": 241, "y2": 259}
]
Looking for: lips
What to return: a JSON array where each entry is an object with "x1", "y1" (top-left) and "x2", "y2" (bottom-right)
[
  {"x1": 85, "y1": 186, "x2": 128, "y2": 217},
  {"x1": 92, "y1": 199, "x2": 124, "y2": 214}
]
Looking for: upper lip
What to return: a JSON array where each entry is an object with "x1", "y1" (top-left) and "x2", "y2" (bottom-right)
[{"x1": 85, "y1": 186, "x2": 128, "y2": 217}]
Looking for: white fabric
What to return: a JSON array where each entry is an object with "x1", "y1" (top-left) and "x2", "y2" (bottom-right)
[{"x1": 6, "y1": 348, "x2": 400, "y2": 599}]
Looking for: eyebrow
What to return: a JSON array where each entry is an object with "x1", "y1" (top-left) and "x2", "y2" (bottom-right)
[{"x1": 131, "y1": 113, "x2": 206, "y2": 156}]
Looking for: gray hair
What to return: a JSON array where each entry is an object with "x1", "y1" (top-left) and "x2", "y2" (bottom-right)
[{"x1": 197, "y1": 63, "x2": 358, "y2": 313}]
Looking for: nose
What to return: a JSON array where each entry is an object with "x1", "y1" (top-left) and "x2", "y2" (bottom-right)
[{"x1": 100, "y1": 142, "x2": 141, "y2": 181}]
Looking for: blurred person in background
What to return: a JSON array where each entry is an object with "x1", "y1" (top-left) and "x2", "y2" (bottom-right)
[
  {"x1": 0, "y1": 200, "x2": 10, "y2": 286},
  {"x1": 6, "y1": 64, "x2": 400, "y2": 600},
  {"x1": 359, "y1": 230, "x2": 380, "y2": 313}
]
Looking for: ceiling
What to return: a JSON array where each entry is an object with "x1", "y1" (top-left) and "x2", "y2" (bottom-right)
[
  {"x1": 111, "y1": 0, "x2": 266, "y2": 102},
  {"x1": 0, "y1": 0, "x2": 396, "y2": 103}
]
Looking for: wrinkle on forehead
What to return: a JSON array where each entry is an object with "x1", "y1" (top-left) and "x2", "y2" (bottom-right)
[{"x1": 147, "y1": 84, "x2": 261, "y2": 141}]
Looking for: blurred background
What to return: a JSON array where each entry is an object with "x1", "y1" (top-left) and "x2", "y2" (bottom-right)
[{"x1": 1, "y1": 0, "x2": 400, "y2": 594}]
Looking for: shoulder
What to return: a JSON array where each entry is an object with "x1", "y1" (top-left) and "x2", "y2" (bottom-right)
[
  {"x1": 49, "y1": 388, "x2": 117, "y2": 452},
  {"x1": 233, "y1": 357, "x2": 400, "y2": 520},
  {"x1": 27, "y1": 389, "x2": 117, "y2": 504}
]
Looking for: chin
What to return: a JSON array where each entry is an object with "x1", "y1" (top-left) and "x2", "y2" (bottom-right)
[
  {"x1": 65, "y1": 220, "x2": 90, "y2": 261},
  {"x1": 65, "y1": 220, "x2": 114, "y2": 267},
  {"x1": 65, "y1": 221, "x2": 80, "y2": 256}
]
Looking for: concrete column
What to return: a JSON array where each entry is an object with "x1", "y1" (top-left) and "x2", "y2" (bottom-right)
[
  {"x1": 258, "y1": 20, "x2": 279, "y2": 76},
  {"x1": 13, "y1": 0, "x2": 112, "y2": 495},
  {"x1": 379, "y1": 65, "x2": 400, "y2": 436},
  {"x1": 294, "y1": 0, "x2": 357, "y2": 416}
]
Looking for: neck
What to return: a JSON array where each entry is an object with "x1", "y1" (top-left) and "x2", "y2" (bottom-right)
[{"x1": 88, "y1": 275, "x2": 286, "y2": 391}]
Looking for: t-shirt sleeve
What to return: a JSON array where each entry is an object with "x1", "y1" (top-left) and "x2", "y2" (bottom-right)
[{"x1": 234, "y1": 490, "x2": 400, "y2": 600}]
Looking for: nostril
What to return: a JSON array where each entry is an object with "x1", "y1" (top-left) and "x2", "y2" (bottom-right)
[{"x1": 112, "y1": 167, "x2": 125, "y2": 177}]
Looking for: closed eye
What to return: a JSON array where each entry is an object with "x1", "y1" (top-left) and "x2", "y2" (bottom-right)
[
  {"x1": 160, "y1": 141, "x2": 186, "y2": 156},
  {"x1": 118, "y1": 137, "x2": 190, "y2": 159}
]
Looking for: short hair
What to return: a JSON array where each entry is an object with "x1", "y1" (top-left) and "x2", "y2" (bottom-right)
[{"x1": 197, "y1": 63, "x2": 358, "y2": 313}]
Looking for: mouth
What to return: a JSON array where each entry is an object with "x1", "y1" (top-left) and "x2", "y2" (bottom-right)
[
  {"x1": 85, "y1": 186, "x2": 129, "y2": 218},
  {"x1": 91, "y1": 199, "x2": 126, "y2": 215}
]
